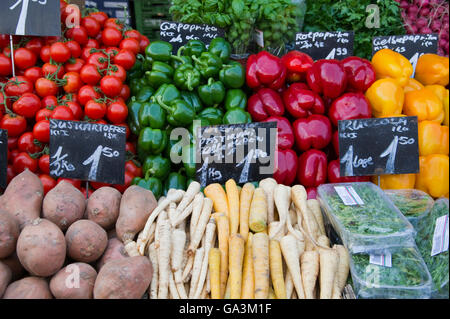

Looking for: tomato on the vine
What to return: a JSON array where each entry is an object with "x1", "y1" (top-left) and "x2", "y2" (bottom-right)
[
  {"x1": 12, "y1": 93, "x2": 41, "y2": 118},
  {"x1": 81, "y1": 47, "x2": 94, "y2": 61},
  {"x1": 125, "y1": 160, "x2": 142, "y2": 178},
  {"x1": 119, "y1": 84, "x2": 130, "y2": 101},
  {"x1": 0, "y1": 53, "x2": 12, "y2": 76},
  {"x1": 124, "y1": 30, "x2": 141, "y2": 41},
  {"x1": 63, "y1": 72, "x2": 82, "y2": 93},
  {"x1": 113, "y1": 49, "x2": 136, "y2": 70},
  {"x1": 51, "y1": 105, "x2": 74, "y2": 121},
  {"x1": 18, "y1": 132, "x2": 42, "y2": 154},
  {"x1": 13, "y1": 152, "x2": 38, "y2": 174},
  {"x1": 66, "y1": 26, "x2": 88, "y2": 46},
  {"x1": 8, "y1": 149, "x2": 20, "y2": 164},
  {"x1": 106, "y1": 100, "x2": 128, "y2": 124},
  {"x1": 14, "y1": 48, "x2": 37, "y2": 70},
  {"x1": 0, "y1": 114, "x2": 27, "y2": 137},
  {"x1": 35, "y1": 108, "x2": 53, "y2": 122},
  {"x1": 50, "y1": 42, "x2": 71, "y2": 63},
  {"x1": 35, "y1": 78, "x2": 58, "y2": 97},
  {"x1": 139, "y1": 36, "x2": 150, "y2": 54},
  {"x1": 33, "y1": 119, "x2": 50, "y2": 143},
  {"x1": 100, "y1": 75, "x2": 122, "y2": 98},
  {"x1": 38, "y1": 154, "x2": 50, "y2": 175},
  {"x1": 7, "y1": 136, "x2": 19, "y2": 150},
  {"x1": 42, "y1": 62, "x2": 65, "y2": 79},
  {"x1": 108, "y1": 64, "x2": 126, "y2": 82},
  {"x1": 85, "y1": 38, "x2": 100, "y2": 49},
  {"x1": 82, "y1": 16, "x2": 101, "y2": 38},
  {"x1": 66, "y1": 40, "x2": 82, "y2": 58},
  {"x1": 25, "y1": 38, "x2": 44, "y2": 56},
  {"x1": 41, "y1": 95, "x2": 58, "y2": 108},
  {"x1": 104, "y1": 18, "x2": 124, "y2": 31},
  {"x1": 85, "y1": 100, "x2": 106, "y2": 120},
  {"x1": 77, "y1": 84, "x2": 100, "y2": 106},
  {"x1": 80, "y1": 63, "x2": 102, "y2": 85},
  {"x1": 4, "y1": 76, "x2": 33, "y2": 96},
  {"x1": 102, "y1": 27, "x2": 123, "y2": 47},
  {"x1": 40, "y1": 45, "x2": 51, "y2": 63},
  {"x1": 89, "y1": 11, "x2": 108, "y2": 27},
  {"x1": 65, "y1": 58, "x2": 85, "y2": 73},
  {"x1": 119, "y1": 38, "x2": 140, "y2": 55},
  {"x1": 39, "y1": 174, "x2": 56, "y2": 195},
  {"x1": 87, "y1": 52, "x2": 108, "y2": 70},
  {"x1": 23, "y1": 66, "x2": 42, "y2": 83},
  {"x1": 65, "y1": 101, "x2": 83, "y2": 120}
]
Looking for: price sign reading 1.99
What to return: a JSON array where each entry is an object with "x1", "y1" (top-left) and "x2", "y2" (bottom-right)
[{"x1": 338, "y1": 116, "x2": 420, "y2": 177}]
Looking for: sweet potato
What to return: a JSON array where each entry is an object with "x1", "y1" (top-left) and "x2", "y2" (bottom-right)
[
  {"x1": 0, "y1": 261, "x2": 12, "y2": 298},
  {"x1": 86, "y1": 187, "x2": 121, "y2": 230},
  {"x1": 0, "y1": 252, "x2": 25, "y2": 281},
  {"x1": 0, "y1": 210, "x2": 20, "y2": 258},
  {"x1": 93, "y1": 256, "x2": 152, "y2": 299},
  {"x1": 50, "y1": 262, "x2": 97, "y2": 299},
  {"x1": 42, "y1": 181, "x2": 86, "y2": 231},
  {"x1": 96, "y1": 237, "x2": 128, "y2": 271},
  {"x1": 3, "y1": 276, "x2": 53, "y2": 299},
  {"x1": 116, "y1": 185, "x2": 157, "y2": 244},
  {"x1": 66, "y1": 220, "x2": 108, "y2": 263},
  {"x1": 0, "y1": 170, "x2": 44, "y2": 229},
  {"x1": 16, "y1": 218, "x2": 66, "y2": 277}
]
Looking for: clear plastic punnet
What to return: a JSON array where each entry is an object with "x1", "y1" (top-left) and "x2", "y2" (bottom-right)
[
  {"x1": 317, "y1": 182, "x2": 416, "y2": 253},
  {"x1": 349, "y1": 246, "x2": 433, "y2": 299},
  {"x1": 384, "y1": 189, "x2": 434, "y2": 229},
  {"x1": 415, "y1": 198, "x2": 449, "y2": 299}
]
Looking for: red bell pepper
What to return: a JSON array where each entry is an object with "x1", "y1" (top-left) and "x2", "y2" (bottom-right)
[
  {"x1": 306, "y1": 59, "x2": 347, "y2": 99},
  {"x1": 306, "y1": 187, "x2": 318, "y2": 200},
  {"x1": 341, "y1": 56, "x2": 376, "y2": 93},
  {"x1": 328, "y1": 92, "x2": 372, "y2": 127},
  {"x1": 273, "y1": 148, "x2": 297, "y2": 186},
  {"x1": 246, "y1": 51, "x2": 286, "y2": 91},
  {"x1": 262, "y1": 116, "x2": 294, "y2": 150},
  {"x1": 293, "y1": 114, "x2": 332, "y2": 151},
  {"x1": 297, "y1": 149, "x2": 327, "y2": 187},
  {"x1": 282, "y1": 83, "x2": 325, "y2": 118},
  {"x1": 281, "y1": 51, "x2": 314, "y2": 83},
  {"x1": 247, "y1": 88, "x2": 285, "y2": 121},
  {"x1": 327, "y1": 159, "x2": 371, "y2": 183}
]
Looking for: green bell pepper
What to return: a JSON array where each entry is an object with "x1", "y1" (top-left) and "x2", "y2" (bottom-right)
[
  {"x1": 198, "y1": 107, "x2": 224, "y2": 125},
  {"x1": 181, "y1": 91, "x2": 203, "y2": 114},
  {"x1": 153, "y1": 84, "x2": 181, "y2": 105},
  {"x1": 132, "y1": 176, "x2": 163, "y2": 199},
  {"x1": 127, "y1": 96, "x2": 142, "y2": 136},
  {"x1": 224, "y1": 89, "x2": 247, "y2": 110},
  {"x1": 156, "y1": 95, "x2": 195, "y2": 127},
  {"x1": 181, "y1": 39, "x2": 206, "y2": 58},
  {"x1": 189, "y1": 117, "x2": 211, "y2": 137},
  {"x1": 223, "y1": 108, "x2": 252, "y2": 124},
  {"x1": 164, "y1": 133, "x2": 183, "y2": 160},
  {"x1": 142, "y1": 154, "x2": 171, "y2": 179},
  {"x1": 197, "y1": 78, "x2": 226, "y2": 107},
  {"x1": 191, "y1": 52, "x2": 222, "y2": 79},
  {"x1": 182, "y1": 143, "x2": 197, "y2": 178},
  {"x1": 174, "y1": 64, "x2": 201, "y2": 91},
  {"x1": 129, "y1": 78, "x2": 148, "y2": 97},
  {"x1": 164, "y1": 171, "x2": 187, "y2": 195},
  {"x1": 142, "y1": 55, "x2": 153, "y2": 71},
  {"x1": 146, "y1": 61, "x2": 174, "y2": 88},
  {"x1": 136, "y1": 86, "x2": 154, "y2": 102},
  {"x1": 127, "y1": 55, "x2": 144, "y2": 80},
  {"x1": 219, "y1": 61, "x2": 245, "y2": 89},
  {"x1": 138, "y1": 101, "x2": 166, "y2": 129},
  {"x1": 138, "y1": 127, "x2": 168, "y2": 156},
  {"x1": 208, "y1": 37, "x2": 231, "y2": 63},
  {"x1": 145, "y1": 41, "x2": 173, "y2": 62}
]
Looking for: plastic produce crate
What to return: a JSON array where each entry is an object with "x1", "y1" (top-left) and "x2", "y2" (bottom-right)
[{"x1": 133, "y1": 0, "x2": 170, "y2": 40}]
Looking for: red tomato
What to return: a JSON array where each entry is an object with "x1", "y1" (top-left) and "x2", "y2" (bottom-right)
[
  {"x1": 81, "y1": 47, "x2": 94, "y2": 61},
  {"x1": 39, "y1": 174, "x2": 56, "y2": 195},
  {"x1": 95, "y1": 119, "x2": 108, "y2": 125},
  {"x1": 41, "y1": 95, "x2": 58, "y2": 108},
  {"x1": 61, "y1": 93, "x2": 79, "y2": 104},
  {"x1": 85, "y1": 38, "x2": 100, "y2": 49},
  {"x1": 114, "y1": 49, "x2": 136, "y2": 70},
  {"x1": 108, "y1": 64, "x2": 126, "y2": 82},
  {"x1": 8, "y1": 149, "x2": 20, "y2": 164},
  {"x1": 119, "y1": 38, "x2": 140, "y2": 55},
  {"x1": 40, "y1": 45, "x2": 51, "y2": 63},
  {"x1": 23, "y1": 66, "x2": 42, "y2": 83},
  {"x1": 82, "y1": 16, "x2": 101, "y2": 38},
  {"x1": 65, "y1": 58, "x2": 84, "y2": 73},
  {"x1": 0, "y1": 34, "x2": 9, "y2": 48},
  {"x1": 100, "y1": 75, "x2": 123, "y2": 98},
  {"x1": 42, "y1": 62, "x2": 65, "y2": 79},
  {"x1": 33, "y1": 120, "x2": 50, "y2": 143},
  {"x1": 80, "y1": 63, "x2": 102, "y2": 85},
  {"x1": 57, "y1": 178, "x2": 81, "y2": 189},
  {"x1": 65, "y1": 40, "x2": 81, "y2": 58},
  {"x1": 13, "y1": 152, "x2": 38, "y2": 174},
  {"x1": 114, "y1": 170, "x2": 134, "y2": 193},
  {"x1": 66, "y1": 101, "x2": 83, "y2": 120},
  {"x1": 85, "y1": 100, "x2": 106, "y2": 120},
  {"x1": 44, "y1": 36, "x2": 59, "y2": 46},
  {"x1": 125, "y1": 30, "x2": 141, "y2": 41},
  {"x1": 38, "y1": 155, "x2": 50, "y2": 174},
  {"x1": 0, "y1": 53, "x2": 12, "y2": 76},
  {"x1": 77, "y1": 85, "x2": 100, "y2": 106},
  {"x1": 119, "y1": 84, "x2": 130, "y2": 101},
  {"x1": 50, "y1": 42, "x2": 71, "y2": 63},
  {"x1": 102, "y1": 27, "x2": 123, "y2": 47},
  {"x1": 104, "y1": 18, "x2": 124, "y2": 31},
  {"x1": 35, "y1": 108, "x2": 53, "y2": 122},
  {"x1": 87, "y1": 52, "x2": 108, "y2": 70},
  {"x1": 51, "y1": 105, "x2": 74, "y2": 121},
  {"x1": 0, "y1": 114, "x2": 27, "y2": 137},
  {"x1": 7, "y1": 136, "x2": 19, "y2": 150},
  {"x1": 25, "y1": 38, "x2": 44, "y2": 56},
  {"x1": 63, "y1": 72, "x2": 82, "y2": 93},
  {"x1": 6, "y1": 165, "x2": 15, "y2": 184},
  {"x1": 14, "y1": 48, "x2": 37, "y2": 70},
  {"x1": 139, "y1": 35, "x2": 150, "y2": 54},
  {"x1": 12, "y1": 93, "x2": 41, "y2": 118},
  {"x1": 106, "y1": 100, "x2": 128, "y2": 124},
  {"x1": 18, "y1": 132, "x2": 42, "y2": 154},
  {"x1": 65, "y1": 26, "x2": 88, "y2": 46},
  {"x1": 89, "y1": 11, "x2": 108, "y2": 26},
  {"x1": 35, "y1": 78, "x2": 58, "y2": 97},
  {"x1": 125, "y1": 160, "x2": 142, "y2": 178},
  {"x1": 104, "y1": 47, "x2": 119, "y2": 58},
  {"x1": 4, "y1": 76, "x2": 33, "y2": 96},
  {"x1": 126, "y1": 141, "x2": 136, "y2": 154}
]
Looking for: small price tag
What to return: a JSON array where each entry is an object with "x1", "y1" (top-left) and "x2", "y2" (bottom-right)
[
  {"x1": 369, "y1": 252, "x2": 392, "y2": 268},
  {"x1": 431, "y1": 214, "x2": 449, "y2": 256},
  {"x1": 0, "y1": 129, "x2": 7, "y2": 188},
  {"x1": 254, "y1": 29, "x2": 264, "y2": 48},
  {"x1": 334, "y1": 186, "x2": 364, "y2": 206}
]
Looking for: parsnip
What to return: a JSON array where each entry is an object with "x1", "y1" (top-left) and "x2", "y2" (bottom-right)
[
  {"x1": 157, "y1": 220, "x2": 172, "y2": 299},
  {"x1": 332, "y1": 245, "x2": 350, "y2": 299},
  {"x1": 319, "y1": 248, "x2": 339, "y2": 299},
  {"x1": 301, "y1": 250, "x2": 319, "y2": 299},
  {"x1": 280, "y1": 234, "x2": 305, "y2": 299},
  {"x1": 252, "y1": 233, "x2": 270, "y2": 299},
  {"x1": 259, "y1": 178, "x2": 278, "y2": 224}
]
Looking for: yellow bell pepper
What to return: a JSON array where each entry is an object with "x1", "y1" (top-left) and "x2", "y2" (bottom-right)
[
  {"x1": 445, "y1": 90, "x2": 449, "y2": 127},
  {"x1": 365, "y1": 78, "x2": 404, "y2": 117},
  {"x1": 418, "y1": 120, "x2": 449, "y2": 156},
  {"x1": 415, "y1": 54, "x2": 449, "y2": 87},
  {"x1": 371, "y1": 49, "x2": 413, "y2": 87},
  {"x1": 403, "y1": 78, "x2": 424, "y2": 93},
  {"x1": 425, "y1": 85, "x2": 449, "y2": 126},
  {"x1": 372, "y1": 174, "x2": 416, "y2": 190},
  {"x1": 403, "y1": 88, "x2": 444, "y2": 122},
  {"x1": 415, "y1": 154, "x2": 449, "y2": 198}
]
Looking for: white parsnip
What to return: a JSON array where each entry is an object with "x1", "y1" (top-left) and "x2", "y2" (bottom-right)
[
  {"x1": 332, "y1": 245, "x2": 350, "y2": 299},
  {"x1": 172, "y1": 201, "x2": 193, "y2": 227},
  {"x1": 259, "y1": 178, "x2": 278, "y2": 224},
  {"x1": 268, "y1": 222, "x2": 285, "y2": 242},
  {"x1": 176, "y1": 181, "x2": 200, "y2": 215},
  {"x1": 285, "y1": 270, "x2": 294, "y2": 299},
  {"x1": 189, "y1": 193, "x2": 204, "y2": 239},
  {"x1": 148, "y1": 243, "x2": 159, "y2": 299},
  {"x1": 188, "y1": 198, "x2": 213, "y2": 254},
  {"x1": 158, "y1": 220, "x2": 172, "y2": 299},
  {"x1": 319, "y1": 248, "x2": 339, "y2": 299},
  {"x1": 169, "y1": 272, "x2": 180, "y2": 299},
  {"x1": 124, "y1": 241, "x2": 140, "y2": 257},
  {"x1": 271, "y1": 184, "x2": 291, "y2": 240},
  {"x1": 301, "y1": 250, "x2": 320, "y2": 299},
  {"x1": 193, "y1": 218, "x2": 216, "y2": 299},
  {"x1": 171, "y1": 229, "x2": 188, "y2": 299},
  {"x1": 189, "y1": 247, "x2": 204, "y2": 299},
  {"x1": 307, "y1": 199, "x2": 325, "y2": 236},
  {"x1": 280, "y1": 234, "x2": 305, "y2": 299}
]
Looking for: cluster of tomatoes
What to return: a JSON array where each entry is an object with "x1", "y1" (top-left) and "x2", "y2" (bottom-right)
[{"x1": 0, "y1": 1, "x2": 147, "y2": 195}]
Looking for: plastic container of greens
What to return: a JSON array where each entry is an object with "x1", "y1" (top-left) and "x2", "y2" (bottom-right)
[
  {"x1": 384, "y1": 189, "x2": 434, "y2": 229},
  {"x1": 317, "y1": 182, "x2": 416, "y2": 253},
  {"x1": 415, "y1": 198, "x2": 449, "y2": 299},
  {"x1": 349, "y1": 246, "x2": 433, "y2": 299}
]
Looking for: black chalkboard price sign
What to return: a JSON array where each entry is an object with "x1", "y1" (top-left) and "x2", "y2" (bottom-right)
[
  {"x1": 372, "y1": 34, "x2": 438, "y2": 70},
  {"x1": 293, "y1": 31, "x2": 354, "y2": 61},
  {"x1": 160, "y1": 21, "x2": 226, "y2": 53},
  {"x1": 49, "y1": 120, "x2": 126, "y2": 185},
  {"x1": 338, "y1": 116, "x2": 420, "y2": 177},
  {"x1": 0, "y1": 0, "x2": 61, "y2": 37},
  {"x1": 195, "y1": 122, "x2": 277, "y2": 187},
  {"x1": 0, "y1": 129, "x2": 8, "y2": 189}
]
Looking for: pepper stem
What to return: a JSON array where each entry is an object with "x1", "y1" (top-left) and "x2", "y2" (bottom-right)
[
  {"x1": 191, "y1": 55, "x2": 206, "y2": 67},
  {"x1": 187, "y1": 73, "x2": 193, "y2": 91},
  {"x1": 145, "y1": 169, "x2": 152, "y2": 180},
  {"x1": 207, "y1": 77, "x2": 214, "y2": 86},
  {"x1": 171, "y1": 54, "x2": 186, "y2": 64},
  {"x1": 156, "y1": 95, "x2": 173, "y2": 113}
]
